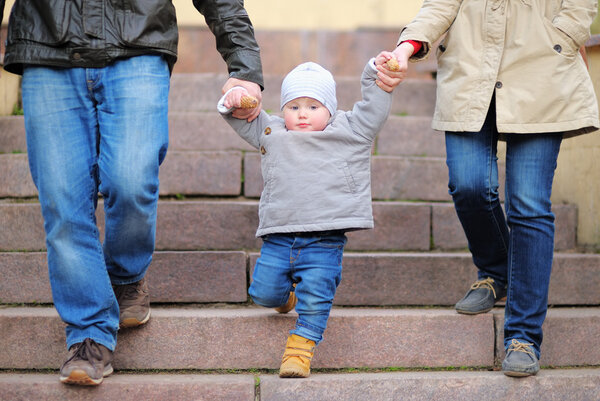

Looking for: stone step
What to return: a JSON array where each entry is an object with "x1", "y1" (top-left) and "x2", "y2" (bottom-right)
[
  {"x1": 169, "y1": 74, "x2": 437, "y2": 117},
  {"x1": 0, "y1": 200, "x2": 577, "y2": 252},
  {"x1": 260, "y1": 370, "x2": 600, "y2": 401},
  {"x1": 0, "y1": 151, "x2": 457, "y2": 201},
  {"x1": 2, "y1": 251, "x2": 598, "y2": 307},
  {"x1": 1, "y1": 306, "x2": 599, "y2": 369},
  {"x1": 243, "y1": 152, "x2": 465, "y2": 201},
  {"x1": 0, "y1": 113, "x2": 443, "y2": 156},
  {"x1": 1, "y1": 370, "x2": 599, "y2": 401},
  {"x1": 167, "y1": 112, "x2": 445, "y2": 156},
  {"x1": 175, "y1": 26, "x2": 439, "y2": 79}
]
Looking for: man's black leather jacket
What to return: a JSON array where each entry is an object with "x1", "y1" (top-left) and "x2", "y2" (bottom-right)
[{"x1": 0, "y1": 0, "x2": 263, "y2": 87}]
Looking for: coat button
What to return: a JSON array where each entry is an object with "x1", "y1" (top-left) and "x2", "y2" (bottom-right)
[
  {"x1": 72, "y1": 52, "x2": 82, "y2": 60},
  {"x1": 438, "y1": 44, "x2": 446, "y2": 52},
  {"x1": 260, "y1": 146, "x2": 266, "y2": 155},
  {"x1": 495, "y1": 81, "x2": 503, "y2": 89},
  {"x1": 553, "y1": 44, "x2": 562, "y2": 53},
  {"x1": 264, "y1": 127, "x2": 271, "y2": 135}
]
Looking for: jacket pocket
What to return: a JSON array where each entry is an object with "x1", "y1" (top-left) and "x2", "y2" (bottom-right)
[
  {"x1": 338, "y1": 161, "x2": 358, "y2": 194},
  {"x1": 114, "y1": 0, "x2": 178, "y2": 48},
  {"x1": 542, "y1": 17, "x2": 579, "y2": 58},
  {"x1": 8, "y1": 1, "x2": 68, "y2": 45}
]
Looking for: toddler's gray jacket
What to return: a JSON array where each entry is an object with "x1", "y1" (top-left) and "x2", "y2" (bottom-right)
[{"x1": 220, "y1": 60, "x2": 393, "y2": 237}]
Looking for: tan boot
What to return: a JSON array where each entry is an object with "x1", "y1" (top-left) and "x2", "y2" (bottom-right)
[
  {"x1": 275, "y1": 284, "x2": 297, "y2": 314},
  {"x1": 279, "y1": 334, "x2": 315, "y2": 378}
]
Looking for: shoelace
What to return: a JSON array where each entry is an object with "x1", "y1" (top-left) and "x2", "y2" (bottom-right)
[
  {"x1": 470, "y1": 277, "x2": 497, "y2": 298},
  {"x1": 113, "y1": 281, "x2": 142, "y2": 303},
  {"x1": 507, "y1": 339, "x2": 535, "y2": 356},
  {"x1": 65, "y1": 338, "x2": 103, "y2": 364}
]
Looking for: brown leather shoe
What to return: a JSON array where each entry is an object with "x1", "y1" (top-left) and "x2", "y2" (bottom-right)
[
  {"x1": 59, "y1": 338, "x2": 113, "y2": 385},
  {"x1": 275, "y1": 284, "x2": 297, "y2": 313},
  {"x1": 113, "y1": 277, "x2": 151, "y2": 328}
]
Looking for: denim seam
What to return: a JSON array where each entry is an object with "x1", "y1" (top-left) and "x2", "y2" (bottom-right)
[{"x1": 486, "y1": 128, "x2": 509, "y2": 257}]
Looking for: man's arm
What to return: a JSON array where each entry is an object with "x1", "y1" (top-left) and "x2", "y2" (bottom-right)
[{"x1": 193, "y1": 0, "x2": 264, "y2": 121}]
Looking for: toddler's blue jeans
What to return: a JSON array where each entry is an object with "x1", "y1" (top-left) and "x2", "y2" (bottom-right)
[{"x1": 250, "y1": 232, "x2": 346, "y2": 345}]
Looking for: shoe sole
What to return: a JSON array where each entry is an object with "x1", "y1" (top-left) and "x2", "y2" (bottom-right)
[
  {"x1": 60, "y1": 366, "x2": 114, "y2": 386},
  {"x1": 456, "y1": 296, "x2": 507, "y2": 315},
  {"x1": 275, "y1": 293, "x2": 297, "y2": 314},
  {"x1": 455, "y1": 306, "x2": 493, "y2": 315},
  {"x1": 120, "y1": 309, "x2": 151, "y2": 328},
  {"x1": 503, "y1": 369, "x2": 537, "y2": 377},
  {"x1": 279, "y1": 369, "x2": 310, "y2": 378}
]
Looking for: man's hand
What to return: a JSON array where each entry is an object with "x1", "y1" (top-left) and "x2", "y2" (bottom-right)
[
  {"x1": 222, "y1": 78, "x2": 262, "y2": 121},
  {"x1": 374, "y1": 47, "x2": 411, "y2": 93}
]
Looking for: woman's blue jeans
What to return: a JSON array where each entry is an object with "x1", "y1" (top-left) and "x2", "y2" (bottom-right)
[
  {"x1": 250, "y1": 233, "x2": 346, "y2": 345},
  {"x1": 445, "y1": 105, "x2": 562, "y2": 358},
  {"x1": 22, "y1": 55, "x2": 170, "y2": 351}
]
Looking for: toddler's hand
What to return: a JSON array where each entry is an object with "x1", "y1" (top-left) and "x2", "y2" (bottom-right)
[
  {"x1": 222, "y1": 78, "x2": 262, "y2": 121},
  {"x1": 374, "y1": 50, "x2": 407, "y2": 93}
]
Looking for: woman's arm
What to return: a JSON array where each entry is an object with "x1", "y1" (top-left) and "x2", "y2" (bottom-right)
[
  {"x1": 553, "y1": 0, "x2": 597, "y2": 47},
  {"x1": 397, "y1": 0, "x2": 464, "y2": 61}
]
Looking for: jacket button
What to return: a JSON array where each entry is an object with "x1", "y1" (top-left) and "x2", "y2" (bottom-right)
[
  {"x1": 264, "y1": 127, "x2": 271, "y2": 135},
  {"x1": 260, "y1": 146, "x2": 266, "y2": 155},
  {"x1": 495, "y1": 81, "x2": 503, "y2": 89},
  {"x1": 553, "y1": 44, "x2": 562, "y2": 53},
  {"x1": 72, "y1": 53, "x2": 81, "y2": 60}
]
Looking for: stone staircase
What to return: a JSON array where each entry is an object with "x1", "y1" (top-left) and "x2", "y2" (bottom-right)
[{"x1": 0, "y1": 73, "x2": 599, "y2": 400}]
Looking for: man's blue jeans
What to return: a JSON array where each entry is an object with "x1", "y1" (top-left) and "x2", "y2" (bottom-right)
[
  {"x1": 445, "y1": 106, "x2": 562, "y2": 358},
  {"x1": 22, "y1": 55, "x2": 170, "y2": 351},
  {"x1": 250, "y1": 233, "x2": 346, "y2": 345}
]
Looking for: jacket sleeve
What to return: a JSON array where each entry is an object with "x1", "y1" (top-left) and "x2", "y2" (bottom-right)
[
  {"x1": 193, "y1": 0, "x2": 264, "y2": 89},
  {"x1": 397, "y1": 0, "x2": 464, "y2": 61},
  {"x1": 553, "y1": 0, "x2": 597, "y2": 47},
  {"x1": 219, "y1": 109, "x2": 271, "y2": 150},
  {"x1": 0, "y1": 0, "x2": 5, "y2": 33},
  {"x1": 346, "y1": 59, "x2": 393, "y2": 141}
]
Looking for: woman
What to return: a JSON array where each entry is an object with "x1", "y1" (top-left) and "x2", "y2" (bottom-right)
[{"x1": 391, "y1": 0, "x2": 599, "y2": 377}]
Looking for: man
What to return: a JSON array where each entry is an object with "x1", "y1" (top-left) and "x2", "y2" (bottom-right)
[{"x1": 0, "y1": 0, "x2": 263, "y2": 385}]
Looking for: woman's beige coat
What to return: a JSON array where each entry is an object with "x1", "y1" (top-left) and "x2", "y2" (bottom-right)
[{"x1": 399, "y1": 0, "x2": 600, "y2": 137}]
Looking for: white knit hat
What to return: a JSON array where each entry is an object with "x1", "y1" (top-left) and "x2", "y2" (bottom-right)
[{"x1": 280, "y1": 62, "x2": 337, "y2": 116}]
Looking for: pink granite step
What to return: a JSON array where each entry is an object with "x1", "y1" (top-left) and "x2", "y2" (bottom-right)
[
  {"x1": 0, "y1": 201, "x2": 577, "y2": 251},
  {"x1": 3, "y1": 370, "x2": 599, "y2": 401},
  {"x1": 0, "y1": 373, "x2": 255, "y2": 401},
  {"x1": 0, "y1": 251, "x2": 249, "y2": 304},
  {"x1": 169, "y1": 74, "x2": 437, "y2": 117},
  {"x1": 4, "y1": 252, "x2": 597, "y2": 306},
  {"x1": 0, "y1": 307, "x2": 494, "y2": 370},
  {"x1": 243, "y1": 152, "x2": 461, "y2": 201},
  {"x1": 0, "y1": 110, "x2": 441, "y2": 156},
  {"x1": 0, "y1": 200, "x2": 430, "y2": 251},
  {"x1": 1, "y1": 306, "x2": 599, "y2": 370},
  {"x1": 0, "y1": 150, "x2": 245, "y2": 198},
  {"x1": 0, "y1": 115, "x2": 26, "y2": 154},
  {"x1": 258, "y1": 370, "x2": 600, "y2": 401}
]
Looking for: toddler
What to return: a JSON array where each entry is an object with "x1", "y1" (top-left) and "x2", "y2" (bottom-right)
[{"x1": 218, "y1": 53, "x2": 401, "y2": 377}]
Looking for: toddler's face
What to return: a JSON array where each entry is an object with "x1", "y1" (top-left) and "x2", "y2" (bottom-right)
[{"x1": 283, "y1": 97, "x2": 330, "y2": 132}]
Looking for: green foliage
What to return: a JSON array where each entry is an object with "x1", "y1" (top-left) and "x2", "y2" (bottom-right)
[{"x1": 11, "y1": 103, "x2": 24, "y2": 116}]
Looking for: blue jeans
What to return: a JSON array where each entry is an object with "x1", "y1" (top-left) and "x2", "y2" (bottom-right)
[
  {"x1": 22, "y1": 55, "x2": 170, "y2": 351},
  {"x1": 250, "y1": 233, "x2": 346, "y2": 345},
  {"x1": 445, "y1": 105, "x2": 562, "y2": 358}
]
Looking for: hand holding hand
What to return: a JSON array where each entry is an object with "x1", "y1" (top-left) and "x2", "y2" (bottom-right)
[
  {"x1": 222, "y1": 78, "x2": 262, "y2": 121},
  {"x1": 374, "y1": 49, "x2": 409, "y2": 93}
]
